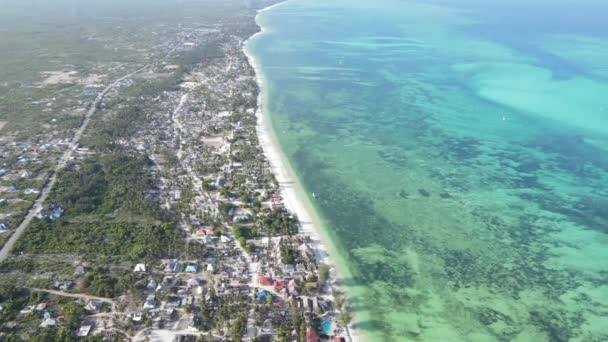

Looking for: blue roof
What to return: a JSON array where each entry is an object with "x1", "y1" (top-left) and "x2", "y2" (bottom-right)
[
  {"x1": 258, "y1": 291, "x2": 271, "y2": 302},
  {"x1": 0, "y1": 223, "x2": 9, "y2": 230},
  {"x1": 185, "y1": 265, "x2": 198, "y2": 273},
  {"x1": 321, "y1": 320, "x2": 334, "y2": 335}
]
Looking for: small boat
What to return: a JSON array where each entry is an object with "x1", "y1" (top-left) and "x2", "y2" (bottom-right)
[{"x1": 312, "y1": 192, "x2": 317, "y2": 199}]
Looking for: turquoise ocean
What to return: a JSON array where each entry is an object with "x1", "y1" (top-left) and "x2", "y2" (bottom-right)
[{"x1": 247, "y1": 0, "x2": 608, "y2": 340}]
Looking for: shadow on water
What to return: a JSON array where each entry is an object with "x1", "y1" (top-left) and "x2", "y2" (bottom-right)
[
  {"x1": 520, "y1": 191, "x2": 608, "y2": 234},
  {"x1": 519, "y1": 132, "x2": 608, "y2": 233},
  {"x1": 528, "y1": 133, "x2": 608, "y2": 176},
  {"x1": 286, "y1": 123, "x2": 608, "y2": 340},
  {"x1": 290, "y1": 143, "x2": 424, "y2": 336}
]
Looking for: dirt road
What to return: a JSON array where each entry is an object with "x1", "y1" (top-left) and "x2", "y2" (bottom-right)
[{"x1": 29, "y1": 288, "x2": 116, "y2": 304}]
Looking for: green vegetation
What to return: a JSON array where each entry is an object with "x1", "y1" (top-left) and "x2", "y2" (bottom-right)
[
  {"x1": 279, "y1": 240, "x2": 298, "y2": 265},
  {"x1": 0, "y1": 0, "x2": 261, "y2": 146},
  {"x1": 340, "y1": 310, "x2": 353, "y2": 326},
  {"x1": 0, "y1": 231, "x2": 13, "y2": 250},
  {"x1": 30, "y1": 329, "x2": 104, "y2": 342},
  {"x1": 0, "y1": 285, "x2": 106, "y2": 341},
  {"x1": 11, "y1": 153, "x2": 180, "y2": 261},
  {"x1": 177, "y1": 38, "x2": 227, "y2": 72},
  {"x1": 260, "y1": 209, "x2": 300, "y2": 236},
  {"x1": 13, "y1": 219, "x2": 179, "y2": 261},
  {"x1": 0, "y1": 285, "x2": 29, "y2": 320},
  {"x1": 0, "y1": 256, "x2": 74, "y2": 279},
  {"x1": 197, "y1": 290, "x2": 250, "y2": 333},
  {"x1": 232, "y1": 224, "x2": 258, "y2": 254},
  {"x1": 230, "y1": 312, "x2": 248, "y2": 341},
  {"x1": 233, "y1": 224, "x2": 258, "y2": 240},
  {"x1": 256, "y1": 304, "x2": 307, "y2": 342},
  {"x1": 51, "y1": 154, "x2": 157, "y2": 214},
  {"x1": 319, "y1": 264, "x2": 330, "y2": 284},
  {"x1": 185, "y1": 241, "x2": 208, "y2": 260},
  {"x1": 81, "y1": 268, "x2": 136, "y2": 298},
  {"x1": 0, "y1": 0, "x2": 289, "y2": 339}
]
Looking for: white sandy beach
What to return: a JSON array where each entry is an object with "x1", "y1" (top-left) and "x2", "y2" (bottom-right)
[{"x1": 243, "y1": 3, "x2": 364, "y2": 342}]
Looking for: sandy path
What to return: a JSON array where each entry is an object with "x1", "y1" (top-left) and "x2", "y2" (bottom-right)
[{"x1": 29, "y1": 288, "x2": 116, "y2": 305}]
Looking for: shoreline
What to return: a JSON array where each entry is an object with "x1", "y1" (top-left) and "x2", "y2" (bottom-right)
[{"x1": 243, "y1": 3, "x2": 364, "y2": 342}]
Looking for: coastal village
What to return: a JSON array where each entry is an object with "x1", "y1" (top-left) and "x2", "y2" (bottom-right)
[{"x1": 0, "y1": 1, "x2": 354, "y2": 341}]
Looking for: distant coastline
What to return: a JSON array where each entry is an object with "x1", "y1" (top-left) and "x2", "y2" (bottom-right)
[{"x1": 243, "y1": 3, "x2": 364, "y2": 341}]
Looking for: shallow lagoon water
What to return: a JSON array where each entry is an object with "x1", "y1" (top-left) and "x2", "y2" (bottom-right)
[{"x1": 248, "y1": 0, "x2": 608, "y2": 340}]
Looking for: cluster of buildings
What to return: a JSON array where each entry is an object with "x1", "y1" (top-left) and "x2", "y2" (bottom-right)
[
  {"x1": 38, "y1": 206, "x2": 65, "y2": 222},
  {"x1": 92, "y1": 24, "x2": 353, "y2": 340},
  {"x1": 0, "y1": 9, "x2": 353, "y2": 341},
  {"x1": 0, "y1": 138, "x2": 70, "y2": 232}
]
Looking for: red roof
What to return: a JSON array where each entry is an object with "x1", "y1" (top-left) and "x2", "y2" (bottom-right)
[
  {"x1": 274, "y1": 281, "x2": 287, "y2": 290},
  {"x1": 334, "y1": 338, "x2": 346, "y2": 342},
  {"x1": 306, "y1": 329, "x2": 320, "y2": 342},
  {"x1": 259, "y1": 277, "x2": 274, "y2": 286}
]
